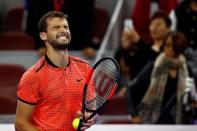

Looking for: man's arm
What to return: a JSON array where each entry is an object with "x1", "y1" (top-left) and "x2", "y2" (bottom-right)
[
  {"x1": 15, "y1": 100, "x2": 40, "y2": 131},
  {"x1": 127, "y1": 62, "x2": 154, "y2": 123}
]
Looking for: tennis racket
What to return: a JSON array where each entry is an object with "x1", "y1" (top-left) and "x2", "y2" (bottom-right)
[{"x1": 75, "y1": 57, "x2": 120, "y2": 131}]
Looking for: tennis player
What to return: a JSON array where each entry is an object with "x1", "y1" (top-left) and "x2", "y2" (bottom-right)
[{"x1": 15, "y1": 11, "x2": 95, "y2": 131}]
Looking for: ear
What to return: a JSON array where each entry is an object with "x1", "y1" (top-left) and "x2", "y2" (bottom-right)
[{"x1": 40, "y1": 32, "x2": 47, "y2": 41}]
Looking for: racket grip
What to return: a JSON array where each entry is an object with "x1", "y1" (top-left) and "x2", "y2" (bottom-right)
[{"x1": 77, "y1": 119, "x2": 83, "y2": 131}]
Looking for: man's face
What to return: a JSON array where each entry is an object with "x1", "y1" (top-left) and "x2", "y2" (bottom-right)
[
  {"x1": 45, "y1": 17, "x2": 71, "y2": 50},
  {"x1": 149, "y1": 18, "x2": 169, "y2": 41}
]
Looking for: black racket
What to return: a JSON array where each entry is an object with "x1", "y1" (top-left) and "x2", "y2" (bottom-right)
[{"x1": 75, "y1": 57, "x2": 120, "y2": 131}]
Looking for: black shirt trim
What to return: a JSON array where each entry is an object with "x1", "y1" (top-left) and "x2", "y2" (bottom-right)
[
  {"x1": 45, "y1": 55, "x2": 58, "y2": 68},
  {"x1": 18, "y1": 97, "x2": 37, "y2": 105},
  {"x1": 45, "y1": 55, "x2": 70, "y2": 67}
]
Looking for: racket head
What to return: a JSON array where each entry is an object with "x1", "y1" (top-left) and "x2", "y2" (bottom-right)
[{"x1": 83, "y1": 57, "x2": 120, "y2": 112}]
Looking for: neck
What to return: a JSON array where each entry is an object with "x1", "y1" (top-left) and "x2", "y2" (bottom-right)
[
  {"x1": 46, "y1": 45, "x2": 69, "y2": 68},
  {"x1": 152, "y1": 40, "x2": 163, "y2": 52}
]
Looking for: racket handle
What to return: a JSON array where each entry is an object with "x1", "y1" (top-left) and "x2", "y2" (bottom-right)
[
  {"x1": 77, "y1": 119, "x2": 83, "y2": 131},
  {"x1": 77, "y1": 112, "x2": 96, "y2": 131}
]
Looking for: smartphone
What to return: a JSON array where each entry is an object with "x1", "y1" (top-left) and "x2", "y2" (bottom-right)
[{"x1": 124, "y1": 19, "x2": 134, "y2": 32}]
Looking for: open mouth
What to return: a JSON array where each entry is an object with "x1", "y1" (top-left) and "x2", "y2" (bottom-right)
[{"x1": 57, "y1": 33, "x2": 70, "y2": 41}]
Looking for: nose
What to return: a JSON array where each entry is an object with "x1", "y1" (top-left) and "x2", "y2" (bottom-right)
[
  {"x1": 59, "y1": 26, "x2": 67, "y2": 32},
  {"x1": 150, "y1": 24, "x2": 156, "y2": 32}
]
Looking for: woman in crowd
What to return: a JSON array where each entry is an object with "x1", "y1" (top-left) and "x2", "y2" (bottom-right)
[{"x1": 128, "y1": 31, "x2": 197, "y2": 124}]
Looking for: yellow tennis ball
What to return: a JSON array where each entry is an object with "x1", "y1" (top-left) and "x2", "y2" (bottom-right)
[{"x1": 72, "y1": 118, "x2": 80, "y2": 129}]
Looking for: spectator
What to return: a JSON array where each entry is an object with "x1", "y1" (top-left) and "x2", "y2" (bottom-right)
[
  {"x1": 114, "y1": 29, "x2": 137, "y2": 97},
  {"x1": 170, "y1": 0, "x2": 197, "y2": 49},
  {"x1": 114, "y1": 10, "x2": 171, "y2": 97},
  {"x1": 132, "y1": 0, "x2": 178, "y2": 43},
  {"x1": 170, "y1": 0, "x2": 197, "y2": 84},
  {"x1": 128, "y1": 31, "x2": 197, "y2": 124},
  {"x1": 123, "y1": 10, "x2": 171, "y2": 79}
]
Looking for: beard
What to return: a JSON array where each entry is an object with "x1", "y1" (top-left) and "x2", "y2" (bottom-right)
[
  {"x1": 51, "y1": 41, "x2": 70, "y2": 50},
  {"x1": 49, "y1": 32, "x2": 71, "y2": 50}
]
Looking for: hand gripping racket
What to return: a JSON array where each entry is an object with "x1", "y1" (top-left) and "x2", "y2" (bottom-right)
[{"x1": 75, "y1": 57, "x2": 120, "y2": 131}]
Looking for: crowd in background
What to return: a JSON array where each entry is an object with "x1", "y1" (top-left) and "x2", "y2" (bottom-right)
[{"x1": 115, "y1": 0, "x2": 197, "y2": 124}]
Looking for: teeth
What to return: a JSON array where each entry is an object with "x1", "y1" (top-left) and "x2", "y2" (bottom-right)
[{"x1": 58, "y1": 36, "x2": 67, "y2": 40}]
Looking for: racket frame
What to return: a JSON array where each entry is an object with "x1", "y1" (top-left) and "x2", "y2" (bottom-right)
[{"x1": 77, "y1": 57, "x2": 120, "y2": 131}]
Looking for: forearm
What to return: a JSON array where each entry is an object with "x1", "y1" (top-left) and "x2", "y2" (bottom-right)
[{"x1": 15, "y1": 100, "x2": 39, "y2": 131}]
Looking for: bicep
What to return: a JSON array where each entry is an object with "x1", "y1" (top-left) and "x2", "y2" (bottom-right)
[{"x1": 16, "y1": 100, "x2": 35, "y2": 122}]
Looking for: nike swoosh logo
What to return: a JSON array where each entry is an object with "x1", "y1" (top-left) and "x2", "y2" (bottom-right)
[{"x1": 77, "y1": 78, "x2": 83, "y2": 82}]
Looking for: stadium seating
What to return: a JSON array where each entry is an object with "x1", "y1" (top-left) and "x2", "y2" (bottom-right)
[
  {"x1": 0, "y1": 64, "x2": 26, "y2": 114},
  {"x1": 92, "y1": 7, "x2": 109, "y2": 47},
  {"x1": 99, "y1": 96, "x2": 128, "y2": 115},
  {"x1": 0, "y1": 31, "x2": 36, "y2": 50},
  {"x1": 3, "y1": 6, "x2": 24, "y2": 31},
  {"x1": 0, "y1": 97, "x2": 17, "y2": 114}
]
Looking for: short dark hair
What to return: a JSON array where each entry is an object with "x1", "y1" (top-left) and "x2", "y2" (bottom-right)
[
  {"x1": 163, "y1": 31, "x2": 188, "y2": 56},
  {"x1": 38, "y1": 11, "x2": 68, "y2": 33},
  {"x1": 150, "y1": 10, "x2": 172, "y2": 27}
]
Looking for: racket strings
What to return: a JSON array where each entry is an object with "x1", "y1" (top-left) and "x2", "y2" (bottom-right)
[
  {"x1": 93, "y1": 62, "x2": 117, "y2": 93},
  {"x1": 96, "y1": 61, "x2": 117, "y2": 79},
  {"x1": 86, "y1": 92, "x2": 114, "y2": 110},
  {"x1": 85, "y1": 79, "x2": 111, "y2": 109},
  {"x1": 85, "y1": 94, "x2": 106, "y2": 109},
  {"x1": 85, "y1": 60, "x2": 119, "y2": 110}
]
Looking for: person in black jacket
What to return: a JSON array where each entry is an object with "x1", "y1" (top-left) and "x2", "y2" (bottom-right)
[
  {"x1": 170, "y1": 0, "x2": 197, "y2": 49},
  {"x1": 170, "y1": 0, "x2": 197, "y2": 101},
  {"x1": 128, "y1": 31, "x2": 197, "y2": 124},
  {"x1": 114, "y1": 10, "x2": 171, "y2": 97}
]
